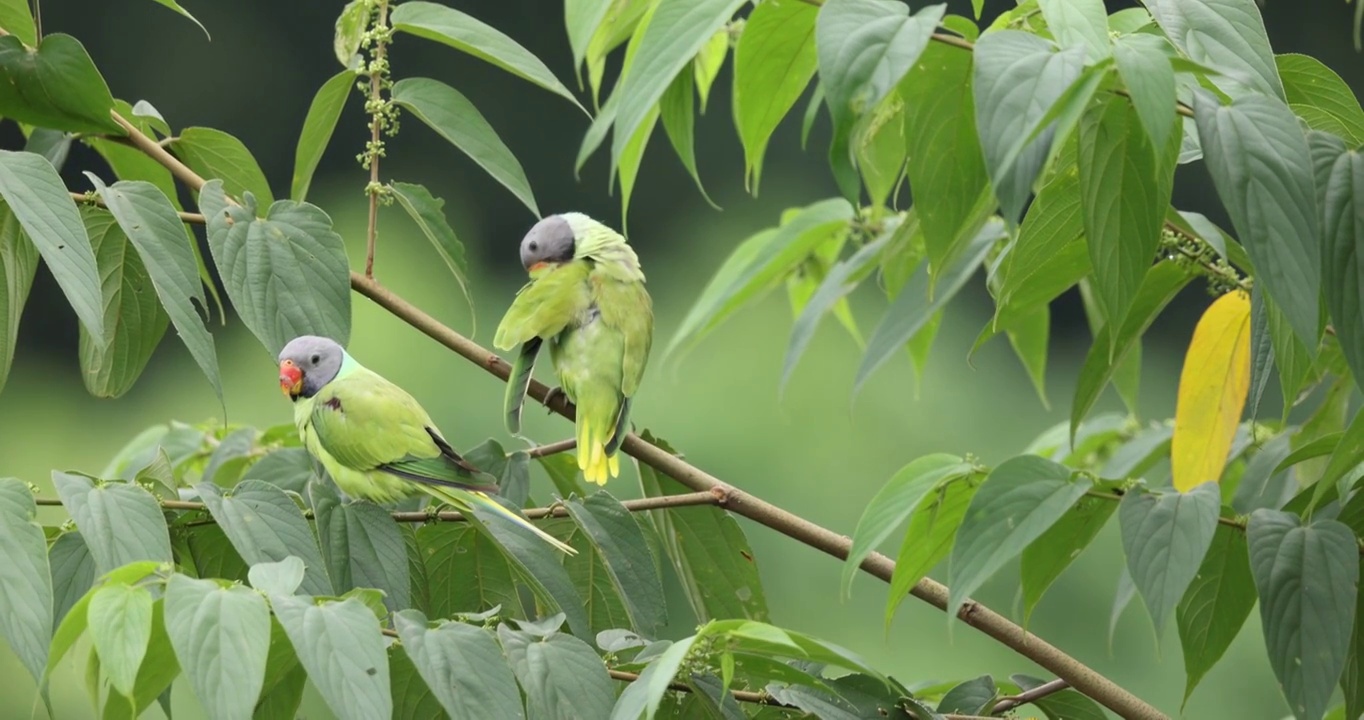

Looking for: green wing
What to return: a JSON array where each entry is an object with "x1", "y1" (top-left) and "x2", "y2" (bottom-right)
[
  {"x1": 493, "y1": 261, "x2": 593, "y2": 350},
  {"x1": 598, "y1": 276, "x2": 654, "y2": 398},
  {"x1": 504, "y1": 337, "x2": 542, "y2": 435}
]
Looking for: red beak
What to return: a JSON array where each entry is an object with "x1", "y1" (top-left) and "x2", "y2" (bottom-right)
[{"x1": 279, "y1": 360, "x2": 303, "y2": 398}]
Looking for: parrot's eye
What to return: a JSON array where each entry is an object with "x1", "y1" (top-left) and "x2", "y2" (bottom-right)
[
  {"x1": 528, "y1": 241, "x2": 539, "y2": 252},
  {"x1": 310, "y1": 354, "x2": 321, "y2": 365}
]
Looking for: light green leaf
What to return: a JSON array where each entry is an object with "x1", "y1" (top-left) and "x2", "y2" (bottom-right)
[
  {"x1": 1323, "y1": 151, "x2": 1364, "y2": 397},
  {"x1": 692, "y1": 28, "x2": 727, "y2": 113},
  {"x1": 0, "y1": 34, "x2": 122, "y2": 134},
  {"x1": 393, "y1": 610, "x2": 525, "y2": 720},
  {"x1": 994, "y1": 169, "x2": 1091, "y2": 330},
  {"x1": 567, "y1": 0, "x2": 614, "y2": 71},
  {"x1": 310, "y1": 481, "x2": 411, "y2": 613},
  {"x1": 292, "y1": 70, "x2": 356, "y2": 202},
  {"x1": 52, "y1": 472, "x2": 172, "y2": 573},
  {"x1": 783, "y1": 232, "x2": 888, "y2": 390},
  {"x1": 388, "y1": 181, "x2": 473, "y2": 312},
  {"x1": 1113, "y1": 33, "x2": 1177, "y2": 162},
  {"x1": 659, "y1": 67, "x2": 714, "y2": 206},
  {"x1": 270, "y1": 595, "x2": 391, "y2": 720},
  {"x1": 0, "y1": 0, "x2": 36, "y2": 46},
  {"x1": 101, "y1": 599, "x2": 179, "y2": 720},
  {"x1": 947, "y1": 455, "x2": 1091, "y2": 618},
  {"x1": 165, "y1": 574, "x2": 271, "y2": 720},
  {"x1": 612, "y1": 636, "x2": 698, "y2": 720},
  {"x1": 390, "y1": 1, "x2": 584, "y2": 111},
  {"x1": 88, "y1": 583, "x2": 153, "y2": 698},
  {"x1": 247, "y1": 557, "x2": 306, "y2": 602},
  {"x1": 145, "y1": 0, "x2": 209, "y2": 38},
  {"x1": 563, "y1": 491, "x2": 666, "y2": 636},
  {"x1": 172, "y1": 127, "x2": 275, "y2": 208},
  {"x1": 198, "y1": 180, "x2": 351, "y2": 356},
  {"x1": 0, "y1": 200, "x2": 36, "y2": 398},
  {"x1": 1144, "y1": 0, "x2": 1283, "y2": 99},
  {"x1": 1176, "y1": 524, "x2": 1256, "y2": 702},
  {"x1": 197, "y1": 481, "x2": 332, "y2": 597},
  {"x1": 498, "y1": 621, "x2": 616, "y2": 720},
  {"x1": 0, "y1": 478, "x2": 51, "y2": 686},
  {"x1": 76, "y1": 209, "x2": 166, "y2": 399},
  {"x1": 391, "y1": 77, "x2": 539, "y2": 216},
  {"x1": 333, "y1": 0, "x2": 367, "y2": 68},
  {"x1": 1037, "y1": 0, "x2": 1111, "y2": 60},
  {"x1": 50, "y1": 531, "x2": 95, "y2": 629},
  {"x1": 885, "y1": 473, "x2": 979, "y2": 627},
  {"x1": 732, "y1": 0, "x2": 818, "y2": 192},
  {"x1": 1248, "y1": 510, "x2": 1358, "y2": 720},
  {"x1": 1020, "y1": 494, "x2": 1116, "y2": 622},
  {"x1": 1277, "y1": 54, "x2": 1364, "y2": 145},
  {"x1": 1118, "y1": 482, "x2": 1221, "y2": 634}
]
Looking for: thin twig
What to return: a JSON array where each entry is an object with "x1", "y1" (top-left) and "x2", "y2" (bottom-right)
[
  {"x1": 525, "y1": 438, "x2": 577, "y2": 458},
  {"x1": 363, "y1": 0, "x2": 390, "y2": 278},
  {"x1": 69, "y1": 191, "x2": 205, "y2": 224},
  {"x1": 993, "y1": 678, "x2": 1070, "y2": 713}
]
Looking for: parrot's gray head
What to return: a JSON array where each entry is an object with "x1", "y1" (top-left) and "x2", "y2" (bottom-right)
[
  {"x1": 519, "y1": 215, "x2": 577, "y2": 272},
  {"x1": 278, "y1": 335, "x2": 345, "y2": 401}
]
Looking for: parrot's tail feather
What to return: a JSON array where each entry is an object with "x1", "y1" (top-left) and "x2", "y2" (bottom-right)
[
  {"x1": 421, "y1": 485, "x2": 576, "y2": 555},
  {"x1": 504, "y1": 338, "x2": 542, "y2": 435},
  {"x1": 604, "y1": 397, "x2": 632, "y2": 456},
  {"x1": 576, "y1": 416, "x2": 618, "y2": 486}
]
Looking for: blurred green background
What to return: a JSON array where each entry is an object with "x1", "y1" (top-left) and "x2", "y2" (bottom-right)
[{"x1": 1, "y1": 0, "x2": 1361, "y2": 717}]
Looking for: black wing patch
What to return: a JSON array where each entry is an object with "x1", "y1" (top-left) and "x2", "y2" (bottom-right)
[
  {"x1": 426, "y1": 427, "x2": 489, "y2": 477},
  {"x1": 322, "y1": 396, "x2": 343, "y2": 411}
]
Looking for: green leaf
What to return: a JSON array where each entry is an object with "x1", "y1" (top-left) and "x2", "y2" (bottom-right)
[
  {"x1": 164, "y1": 574, "x2": 271, "y2": 720},
  {"x1": 1011, "y1": 674, "x2": 1107, "y2": 720},
  {"x1": 333, "y1": 0, "x2": 367, "y2": 68},
  {"x1": 50, "y1": 531, "x2": 95, "y2": 628},
  {"x1": 566, "y1": 0, "x2": 614, "y2": 71},
  {"x1": 241, "y1": 448, "x2": 315, "y2": 496},
  {"x1": 563, "y1": 491, "x2": 666, "y2": 636},
  {"x1": 52, "y1": 472, "x2": 172, "y2": 573},
  {"x1": 1078, "y1": 94, "x2": 1176, "y2": 334},
  {"x1": 1323, "y1": 151, "x2": 1364, "y2": 397},
  {"x1": 85, "y1": 176, "x2": 222, "y2": 401},
  {"x1": 994, "y1": 170, "x2": 1091, "y2": 330},
  {"x1": 417, "y1": 523, "x2": 520, "y2": 618},
  {"x1": 885, "y1": 474, "x2": 979, "y2": 627},
  {"x1": 198, "y1": 180, "x2": 351, "y2": 356},
  {"x1": 88, "y1": 583, "x2": 153, "y2": 698},
  {"x1": 0, "y1": 34, "x2": 122, "y2": 134},
  {"x1": 1145, "y1": 0, "x2": 1282, "y2": 99},
  {"x1": 693, "y1": 28, "x2": 727, "y2": 113},
  {"x1": 732, "y1": 0, "x2": 819, "y2": 192},
  {"x1": 856, "y1": 219, "x2": 1004, "y2": 391},
  {"x1": 388, "y1": 643, "x2": 444, "y2": 719},
  {"x1": 816, "y1": 0, "x2": 945, "y2": 200},
  {"x1": 391, "y1": 77, "x2": 539, "y2": 216},
  {"x1": 1119, "y1": 482, "x2": 1221, "y2": 634},
  {"x1": 1006, "y1": 306, "x2": 1051, "y2": 406},
  {"x1": 465, "y1": 505, "x2": 592, "y2": 640},
  {"x1": 0, "y1": 478, "x2": 52, "y2": 685},
  {"x1": 292, "y1": 70, "x2": 356, "y2": 202},
  {"x1": 0, "y1": 0, "x2": 36, "y2": 46},
  {"x1": 938, "y1": 675, "x2": 997, "y2": 714},
  {"x1": 555, "y1": 520, "x2": 634, "y2": 635},
  {"x1": 498, "y1": 621, "x2": 616, "y2": 720},
  {"x1": 1071, "y1": 262, "x2": 1193, "y2": 433},
  {"x1": 0, "y1": 151, "x2": 103, "y2": 339},
  {"x1": 0, "y1": 200, "x2": 36, "y2": 398},
  {"x1": 609, "y1": 0, "x2": 745, "y2": 178},
  {"x1": 665, "y1": 198, "x2": 853, "y2": 359},
  {"x1": 1248, "y1": 510, "x2": 1359, "y2": 720},
  {"x1": 145, "y1": 0, "x2": 210, "y2": 39},
  {"x1": 1037, "y1": 0, "x2": 1111, "y2": 60},
  {"x1": 186, "y1": 525, "x2": 250, "y2": 584},
  {"x1": 1020, "y1": 493, "x2": 1116, "y2": 623},
  {"x1": 1194, "y1": 90, "x2": 1320, "y2": 348},
  {"x1": 247, "y1": 557, "x2": 306, "y2": 598},
  {"x1": 782, "y1": 229, "x2": 886, "y2": 390},
  {"x1": 842, "y1": 455, "x2": 972, "y2": 598},
  {"x1": 390, "y1": 1, "x2": 584, "y2": 111},
  {"x1": 172, "y1": 127, "x2": 275, "y2": 208},
  {"x1": 393, "y1": 610, "x2": 525, "y2": 719},
  {"x1": 197, "y1": 481, "x2": 332, "y2": 596},
  {"x1": 270, "y1": 595, "x2": 391, "y2": 720},
  {"x1": 611, "y1": 635, "x2": 697, "y2": 720},
  {"x1": 659, "y1": 66, "x2": 714, "y2": 205},
  {"x1": 1277, "y1": 54, "x2": 1364, "y2": 145},
  {"x1": 1176, "y1": 523, "x2": 1256, "y2": 703},
  {"x1": 310, "y1": 481, "x2": 411, "y2": 613},
  {"x1": 947, "y1": 455, "x2": 1091, "y2": 618},
  {"x1": 972, "y1": 31, "x2": 1085, "y2": 224},
  {"x1": 388, "y1": 181, "x2": 473, "y2": 313},
  {"x1": 100, "y1": 599, "x2": 180, "y2": 720}
]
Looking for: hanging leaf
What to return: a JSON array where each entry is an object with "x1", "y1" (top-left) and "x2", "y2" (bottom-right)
[
  {"x1": 1277, "y1": 54, "x2": 1364, "y2": 145},
  {"x1": 499, "y1": 620, "x2": 616, "y2": 720},
  {"x1": 310, "y1": 481, "x2": 411, "y2": 613},
  {"x1": 732, "y1": 0, "x2": 819, "y2": 192},
  {"x1": 1020, "y1": 494, "x2": 1117, "y2": 622},
  {"x1": 1172, "y1": 291, "x2": 1252, "y2": 492},
  {"x1": 1145, "y1": 0, "x2": 1283, "y2": 100},
  {"x1": 993, "y1": 170, "x2": 1091, "y2": 330},
  {"x1": 417, "y1": 523, "x2": 521, "y2": 619},
  {"x1": 0, "y1": 34, "x2": 122, "y2": 134},
  {"x1": 1322, "y1": 150, "x2": 1364, "y2": 394},
  {"x1": 563, "y1": 491, "x2": 667, "y2": 636},
  {"x1": 88, "y1": 583, "x2": 154, "y2": 698},
  {"x1": 52, "y1": 472, "x2": 172, "y2": 573},
  {"x1": 1118, "y1": 482, "x2": 1221, "y2": 634},
  {"x1": 885, "y1": 474, "x2": 980, "y2": 628},
  {"x1": 393, "y1": 610, "x2": 525, "y2": 720},
  {"x1": 172, "y1": 127, "x2": 275, "y2": 207},
  {"x1": 0, "y1": 200, "x2": 35, "y2": 398},
  {"x1": 292, "y1": 70, "x2": 357, "y2": 202},
  {"x1": 270, "y1": 595, "x2": 391, "y2": 720},
  {"x1": 196, "y1": 481, "x2": 332, "y2": 597},
  {"x1": 1176, "y1": 524, "x2": 1256, "y2": 702},
  {"x1": 164, "y1": 574, "x2": 271, "y2": 720},
  {"x1": 0, "y1": 478, "x2": 52, "y2": 686},
  {"x1": 1037, "y1": 0, "x2": 1110, "y2": 60}
]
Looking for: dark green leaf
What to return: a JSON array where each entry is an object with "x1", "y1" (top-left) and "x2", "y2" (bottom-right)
[
  {"x1": 556, "y1": 519, "x2": 635, "y2": 635},
  {"x1": 993, "y1": 170, "x2": 1091, "y2": 330},
  {"x1": 197, "y1": 481, "x2": 332, "y2": 596},
  {"x1": 0, "y1": 478, "x2": 52, "y2": 685},
  {"x1": 88, "y1": 583, "x2": 153, "y2": 697},
  {"x1": 499, "y1": 621, "x2": 615, "y2": 720},
  {"x1": 1248, "y1": 510, "x2": 1359, "y2": 720},
  {"x1": 732, "y1": 0, "x2": 819, "y2": 192},
  {"x1": 388, "y1": 643, "x2": 445, "y2": 720},
  {"x1": 388, "y1": 181, "x2": 473, "y2": 313},
  {"x1": 1247, "y1": 288, "x2": 1274, "y2": 422},
  {"x1": 53, "y1": 472, "x2": 172, "y2": 572},
  {"x1": 1145, "y1": 0, "x2": 1283, "y2": 99},
  {"x1": 1119, "y1": 482, "x2": 1221, "y2": 634},
  {"x1": 1011, "y1": 674, "x2": 1107, "y2": 720},
  {"x1": 0, "y1": 0, "x2": 36, "y2": 46},
  {"x1": 1020, "y1": 494, "x2": 1117, "y2": 622},
  {"x1": 186, "y1": 524, "x2": 250, "y2": 584},
  {"x1": 164, "y1": 574, "x2": 271, "y2": 720},
  {"x1": 937, "y1": 675, "x2": 997, "y2": 714},
  {"x1": 465, "y1": 505, "x2": 592, "y2": 640},
  {"x1": 292, "y1": 70, "x2": 356, "y2": 202},
  {"x1": 0, "y1": 34, "x2": 121, "y2": 134},
  {"x1": 390, "y1": 1, "x2": 583, "y2": 111},
  {"x1": 310, "y1": 481, "x2": 411, "y2": 612},
  {"x1": 1323, "y1": 151, "x2": 1364, "y2": 395},
  {"x1": 394, "y1": 610, "x2": 525, "y2": 720},
  {"x1": 885, "y1": 474, "x2": 979, "y2": 627},
  {"x1": 391, "y1": 77, "x2": 538, "y2": 216},
  {"x1": 198, "y1": 180, "x2": 351, "y2": 356},
  {"x1": 659, "y1": 66, "x2": 713, "y2": 205},
  {"x1": 271, "y1": 595, "x2": 391, "y2": 720},
  {"x1": 1194, "y1": 90, "x2": 1320, "y2": 348},
  {"x1": 417, "y1": 523, "x2": 520, "y2": 618},
  {"x1": 0, "y1": 200, "x2": 36, "y2": 398},
  {"x1": 50, "y1": 531, "x2": 95, "y2": 628},
  {"x1": 241, "y1": 449, "x2": 314, "y2": 496},
  {"x1": 1176, "y1": 524, "x2": 1255, "y2": 702},
  {"x1": 1232, "y1": 433, "x2": 1295, "y2": 514},
  {"x1": 1277, "y1": 54, "x2": 1364, "y2": 145},
  {"x1": 563, "y1": 491, "x2": 666, "y2": 636},
  {"x1": 1343, "y1": 556, "x2": 1364, "y2": 720},
  {"x1": 172, "y1": 127, "x2": 275, "y2": 208},
  {"x1": 611, "y1": 636, "x2": 696, "y2": 720},
  {"x1": 101, "y1": 599, "x2": 180, "y2": 720}
]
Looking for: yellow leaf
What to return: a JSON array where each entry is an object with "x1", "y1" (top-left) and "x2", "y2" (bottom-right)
[{"x1": 1172, "y1": 290, "x2": 1252, "y2": 492}]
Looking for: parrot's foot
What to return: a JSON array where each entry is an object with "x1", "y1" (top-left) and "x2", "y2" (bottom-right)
[{"x1": 541, "y1": 386, "x2": 565, "y2": 411}]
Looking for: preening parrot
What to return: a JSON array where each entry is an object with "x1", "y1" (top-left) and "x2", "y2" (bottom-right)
[
  {"x1": 493, "y1": 213, "x2": 653, "y2": 485},
  {"x1": 277, "y1": 335, "x2": 575, "y2": 554}
]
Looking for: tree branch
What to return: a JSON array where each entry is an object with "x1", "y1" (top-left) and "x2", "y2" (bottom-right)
[
  {"x1": 992, "y1": 678, "x2": 1070, "y2": 714},
  {"x1": 70, "y1": 190, "x2": 205, "y2": 224},
  {"x1": 362, "y1": 0, "x2": 391, "y2": 278}
]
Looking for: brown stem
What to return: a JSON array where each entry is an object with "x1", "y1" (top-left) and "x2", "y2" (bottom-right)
[
  {"x1": 993, "y1": 678, "x2": 1070, "y2": 714},
  {"x1": 525, "y1": 438, "x2": 577, "y2": 458},
  {"x1": 363, "y1": 0, "x2": 390, "y2": 278},
  {"x1": 69, "y1": 191, "x2": 205, "y2": 224}
]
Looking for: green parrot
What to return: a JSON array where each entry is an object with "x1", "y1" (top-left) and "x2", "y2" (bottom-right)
[
  {"x1": 277, "y1": 335, "x2": 574, "y2": 554},
  {"x1": 493, "y1": 213, "x2": 653, "y2": 485}
]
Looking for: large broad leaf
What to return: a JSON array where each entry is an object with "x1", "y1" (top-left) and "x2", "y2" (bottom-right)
[
  {"x1": 196, "y1": 481, "x2": 332, "y2": 597},
  {"x1": 608, "y1": 0, "x2": 746, "y2": 177},
  {"x1": 993, "y1": 170, "x2": 1091, "y2": 330},
  {"x1": 416, "y1": 523, "x2": 521, "y2": 618},
  {"x1": 388, "y1": 182, "x2": 472, "y2": 312},
  {"x1": 0, "y1": 151, "x2": 103, "y2": 339},
  {"x1": 172, "y1": 127, "x2": 275, "y2": 208},
  {"x1": 164, "y1": 574, "x2": 271, "y2": 720},
  {"x1": 498, "y1": 620, "x2": 616, "y2": 720},
  {"x1": 1277, "y1": 54, "x2": 1364, "y2": 145},
  {"x1": 309, "y1": 481, "x2": 410, "y2": 613},
  {"x1": 816, "y1": 0, "x2": 944, "y2": 199},
  {"x1": 1172, "y1": 291, "x2": 1252, "y2": 492},
  {"x1": 0, "y1": 34, "x2": 121, "y2": 134},
  {"x1": 1020, "y1": 494, "x2": 1117, "y2": 622},
  {"x1": 1194, "y1": 90, "x2": 1320, "y2": 348},
  {"x1": 782, "y1": 230, "x2": 887, "y2": 389},
  {"x1": 1176, "y1": 524, "x2": 1256, "y2": 702},
  {"x1": 88, "y1": 583, "x2": 154, "y2": 698},
  {"x1": 85, "y1": 175, "x2": 222, "y2": 402},
  {"x1": 732, "y1": 0, "x2": 819, "y2": 191},
  {"x1": 271, "y1": 595, "x2": 391, "y2": 720},
  {"x1": 554, "y1": 519, "x2": 635, "y2": 635},
  {"x1": 292, "y1": 70, "x2": 356, "y2": 202},
  {"x1": 49, "y1": 531, "x2": 95, "y2": 629},
  {"x1": 885, "y1": 474, "x2": 980, "y2": 627},
  {"x1": 938, "y1": 675, "x2": 998, "y2": 714},
  {"x1": 0, "y1": 0, "x2": 36, "y2": 46},
  {"x1": 1118, "y1": 482, "x2": 1220, "y2": 634},
  {"x1": 0, "y1": 199, "x2": 35, "y2": 398},
  {"x1": 1144, "y1": 0, "x2": 1283, "y2": 100},
  {"x1": 390, "y1": 1, "x2": 583, "y2": 111},
  {"x1": 198, "y1": 180, "x2": 351, "y2": 357},
  {"x1": 1113, "y1": 33, "x2": 1177, "y2": 153},
  {"x1": 52, "y1": 472, "x2": 172, "y2": 573},
  {"x1": 77, "y1": 210, "x2": 168, "y2": 399},
  {"x1": 102, "y1": 597, "x2": 180, "y2": 720},
  {"x1": 391, "y1": 77, "x2": 538, "y2": 216},
  {"x1": 841, "y1": 454, "x2": 972, "y2": 598},
  {"x1": 393, "y1": 611, "x2": 525, "y2": 719},
  {"x1": 1323, "y1": 151, "x2": 1364, "y2": 393},
  {"x1": 388, "y1": 644, "x2": 445, "y2": 720},
  {"x1": 947, "y1": 455, "x2": 1091, "y2": 618},
  {"x1": 1247, "y1": 510, "x2": 1358, "y2": 720},
  {"x1": 972, "y1": 31, "x2": 1085, "y2": 225},
  {"x1": 563, "y1": 491, "x2": 666, "y2": 636},
  {"x1": 1037, "y1": 0, "x2": 1110, "y2": 59},
  {"x1": 0, "y1": 478, "x2": 52, "y2": 686}
]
